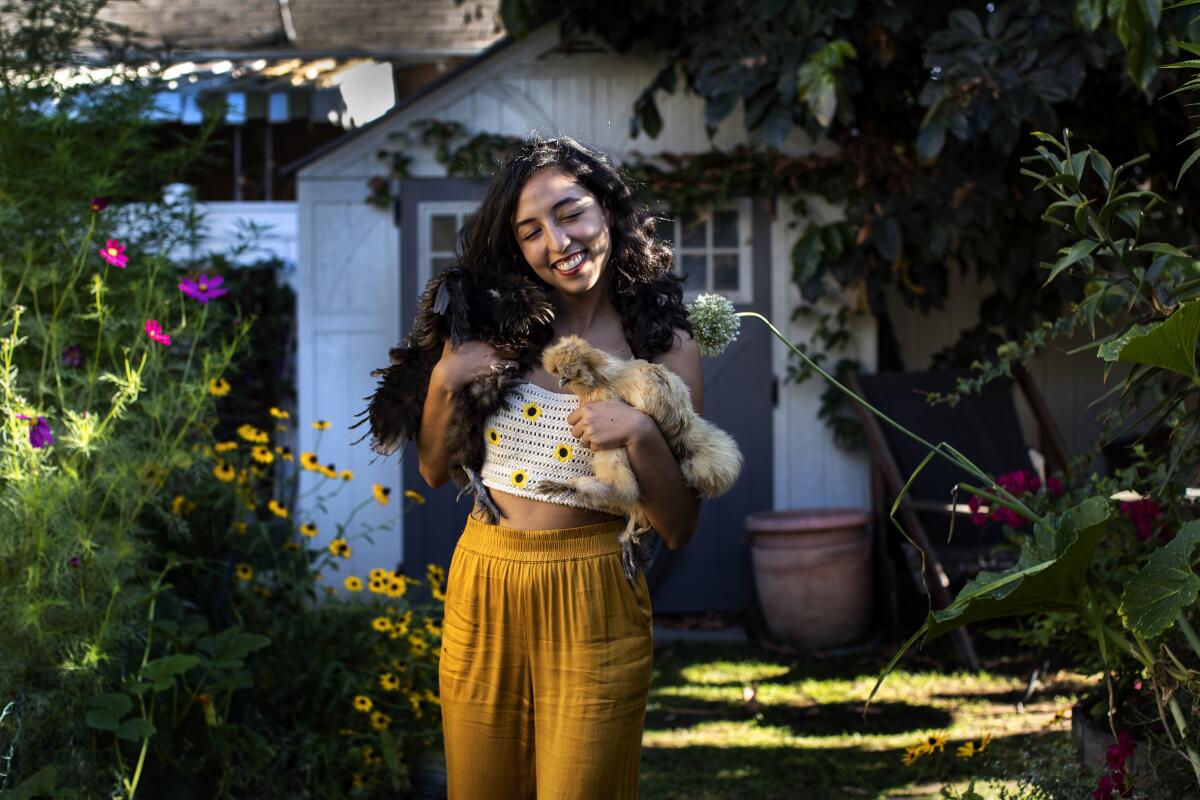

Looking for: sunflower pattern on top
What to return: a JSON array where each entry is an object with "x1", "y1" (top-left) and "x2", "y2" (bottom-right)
[{"x1": 479, "y1": 382, "x2": 602, "y2": 511}]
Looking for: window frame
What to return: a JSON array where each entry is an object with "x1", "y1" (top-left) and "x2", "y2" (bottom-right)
[
  {"x1": 416, "y1": 201, "x2": 477, "y2": 287},
  {"x1": 660, "y1": 198, "x2": 754, "y2": 304}
]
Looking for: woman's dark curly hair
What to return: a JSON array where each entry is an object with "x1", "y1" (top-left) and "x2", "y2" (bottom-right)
[{"x1": 457, "y1": 136, "x2": 691, "y2": 360}]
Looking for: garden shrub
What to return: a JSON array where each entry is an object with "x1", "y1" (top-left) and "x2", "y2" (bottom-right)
[{"x1": 0, "y1": 4, "x2": 444, "y2": 797}]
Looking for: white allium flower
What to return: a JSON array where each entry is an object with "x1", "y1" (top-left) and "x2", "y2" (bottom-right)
[{"x1": 687, "y1": 293, "x2": 740, "y2": 357}]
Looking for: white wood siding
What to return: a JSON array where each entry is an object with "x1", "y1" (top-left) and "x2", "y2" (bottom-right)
[{"x1": 296, "y1": 178, "x2": 403, "y2": 576}]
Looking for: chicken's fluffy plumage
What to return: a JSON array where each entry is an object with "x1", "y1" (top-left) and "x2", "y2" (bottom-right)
[{"x1": 537, "y1": 335, "x2": 743, "y2": 580}]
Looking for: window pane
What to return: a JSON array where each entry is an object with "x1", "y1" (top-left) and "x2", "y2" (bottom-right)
[
  {"x1": 713, "y1": 209, "x2": 739, "y2": 247},
  {"x1": 431, "y1": 256, "x2": 456, "y2": 274},
  {"x1": 680, "y1": 212, "x2": 706, "y2": 249},
  {"x1": 654, "y1": 215, "x2": 675, "y2": 245},
  {"x1": 431, "y1": 214, "x2": 458, "y2": 253},
  {"x1": 713, "y1": 253, "x2": 740, "y2": 291},
  {"x1": 681, "y1": 253, "x2": 707, "y2": 292}
]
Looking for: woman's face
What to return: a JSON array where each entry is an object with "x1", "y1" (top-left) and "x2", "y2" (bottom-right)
[{"x1": 512, "y1": 167, "x2": 611, "y2": 297}]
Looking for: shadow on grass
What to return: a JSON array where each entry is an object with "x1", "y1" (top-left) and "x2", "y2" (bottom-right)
[
  {"x1": 639, "y1": 731, "x2": 1072, "y2": 800},
  {"x1": 647, "y1": 696, "x2": 952, "y2": 737}
]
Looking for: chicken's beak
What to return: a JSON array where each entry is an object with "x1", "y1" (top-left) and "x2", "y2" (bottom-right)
[{"x1": 558, "y1": 375, "x2": 569, "y2": 388}]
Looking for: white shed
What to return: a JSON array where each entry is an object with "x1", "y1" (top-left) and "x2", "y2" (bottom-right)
[{"x1": 293, "y1": 23, "x2": 876, "y2": 607}]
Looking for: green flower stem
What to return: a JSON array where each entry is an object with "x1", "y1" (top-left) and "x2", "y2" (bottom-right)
[
  {"x1": 957, "y1": 483, "x2": 1042, "y2": 523},
  {"x1": 124, "y1": 565, "x2": 171, "y2": 800},
  {"x1": 735, "y1": 311, "x2": 1036, "y2": 518},
  {"x1": 1178, "y1": 614, "x2": 1200, "y2": 663},
  {"x1": 341, "y1": 495, "x2": 375, "y2": 534},
  {"x1": 1166, "y1": 696, "x2": 1200, "y2": 785}
]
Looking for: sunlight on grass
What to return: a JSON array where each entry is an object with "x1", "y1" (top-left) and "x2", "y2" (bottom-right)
[
  {"x1": 677, "y1": 659, "x2": 792, "y2": 685},
  {"x1": 641, "y1": 644, "x2": 1095, "y2": 799}
]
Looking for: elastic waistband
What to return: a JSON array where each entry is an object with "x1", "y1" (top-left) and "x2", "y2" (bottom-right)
[{"x1": 458, "y1": 516, "x2": 625, "y2": 561}]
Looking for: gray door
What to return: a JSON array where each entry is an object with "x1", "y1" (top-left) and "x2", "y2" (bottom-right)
[{"x1": 398, "y1": 180, "x2": 773, "y2": 613}]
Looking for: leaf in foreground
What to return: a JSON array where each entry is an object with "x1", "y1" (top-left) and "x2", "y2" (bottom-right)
[{"x1": 1119, "y1": 521, "x2": 1200, "y2": 639}]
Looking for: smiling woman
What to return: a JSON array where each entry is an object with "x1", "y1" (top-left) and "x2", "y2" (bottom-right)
[{"x1": 361, "y1": 136, "x2": 711, "y2": 799}]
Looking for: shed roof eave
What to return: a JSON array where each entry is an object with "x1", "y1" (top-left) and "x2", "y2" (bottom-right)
[{"x1": 284, "y1": 30, "x2": 525, "y2": 178}]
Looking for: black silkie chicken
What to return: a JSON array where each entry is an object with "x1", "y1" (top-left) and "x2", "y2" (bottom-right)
[{"x1": 353, "y1": 267, "x2": 555, "y2": 521}]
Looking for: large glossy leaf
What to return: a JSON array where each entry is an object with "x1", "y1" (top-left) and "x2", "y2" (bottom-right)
[
  {"x1": 920, "y1": 496, "x2": 1112, "y2": 638},
  {"x1": 1097, "y1": 299, "x2": 1200, "y2": 377},
  {"x1": 871, "y1": 497, "x2": 1112, "y2": 702},
  {"x1": 1119, "y1": 521, "x2": 1200, "y2": 638}
]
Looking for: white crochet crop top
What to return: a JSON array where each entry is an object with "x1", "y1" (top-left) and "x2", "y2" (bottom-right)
[{"x1": 478, "y1": 382, "x2": 601, "y2": 510}]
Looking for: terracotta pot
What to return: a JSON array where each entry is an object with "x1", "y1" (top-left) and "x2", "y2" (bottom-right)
[{"x1": 745, "y1": 508, "x2": 872, "y2": 648}]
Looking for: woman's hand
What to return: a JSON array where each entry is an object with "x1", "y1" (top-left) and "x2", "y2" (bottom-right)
[
  {"x1": 432, "y1": 339, "x2": 519, "y2": 392},
  {"x1": 567, "y1": 400, "x2": 653, "y2": 451}
]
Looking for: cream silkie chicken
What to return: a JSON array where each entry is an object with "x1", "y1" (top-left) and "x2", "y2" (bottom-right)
[{"x1": 536, "y1": 335, "x2": 743, "y2": 581}]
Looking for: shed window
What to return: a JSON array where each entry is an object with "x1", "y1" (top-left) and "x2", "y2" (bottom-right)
[
  {"x1": 656, "y1": 199, "x2": 753, "y2": 303},
  {"x1": 418, "y1": 202, "x2": 476, "y2": 283}
]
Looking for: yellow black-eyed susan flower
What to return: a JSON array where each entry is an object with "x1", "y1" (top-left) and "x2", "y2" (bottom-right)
[
  {"x1": 344, "y1": 576, "x2": 363, "y2": 592},
  {"x1": 371, "y1": 616, "x2": 392, "y2": 633},
  {"x1": 213, "y1": 461, "x2": 236, "y2": 482},
  {"x1": 237, "y1": 424, "x2": 269, "y2": 443},
  {"x1": 298, "y1": 522, "x2": 317, "y2": 538},
  {"x1": 340, "y1": 469, "x2": 354, "y2": 481},
  {"x1": 362, "y1": 746, "x2": 382, "y2": 765},
  {"x1": 553, "y1": 443, "x2": 573, "y2": 462},
  {"x1": 312, "y1": 419, "x2": 331, "y2": 430},
  {"x1": 171, "y1": 495, "x2": 196, "y2": 515},
  {"x1": 521, "y1": 401, "x2": 541, "y2": 420},
  {"x1": 511, "y1": 469, "x2": 529, "y2": 488},
  {"x1": 369, "y1": 710, "x2": 391, "y2": 730},
  {"x1": 409, "y1": 636, "x2": 429, "y2": 655},
  {"x1": 234, "y1": 563, "x2": 253, "y2": 581},
  {"x1": 404, "y1": 488, "x2": 426, "y2": 505},
  {"x1": 250, "y1": 445, "x2": 274, "y2": 464},
  {"x1": 282, "y1": 542, "x2": 300, "y2": 552},
  {"x1": 486, "y1": 427, "x2": 500, "y2": 445},
  {"x1": 369, "y1": 567, "x2": 388, "y2": 582},
  {"x1": 276, "y1": 446, "x2": 294, "y2": 462},
  {"x1": 369, "y1": 577, "x2": 387, "y2": 594},
  {"x1": 329, "y1": 538, "x2": 351, "y2": 558},
  {"x1": 426, "y1": 563, "x2": 445, "y2": 583},
  {"x1": 300, "y1": 451, "x2": 319, "y2": 471},
  {"x1": 386, "y1": 577, "x2": 406, "y2": 598},
  {"x1": 208, "y1": 377, "x2": 232, "y2": 397},
  {"x1": 232, "y1": 521, "x2": 248, "y2": 536},
  {"x1": 214, "y1": 440, "x2": 238, "y2": 453},
  {"x1": 267, "y1": 499, "x2": 289, "y2": 519},
  {"x1": 353, "y1": 695, "x2": 372, "y2": 713},
  {"x1": 372, "y1": 483, "x2": 391, "y2": 505},
  {"x1": 269, "y1": 407, "x2": 289, "y2": 419},
  {"x1": 318, "y1": 462, "x2": 338, "y2": 479},
  {"x1": 379, "y1": 673, "x2": 401, "y2": 691}
]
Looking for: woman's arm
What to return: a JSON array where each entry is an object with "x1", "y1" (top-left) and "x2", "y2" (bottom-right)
[
  {"x1": 416, "y1": 340, "x2": 517, "y2": 488},
  {"x1": 630, "y1": 330, "x2": 703, "y2": 550}
]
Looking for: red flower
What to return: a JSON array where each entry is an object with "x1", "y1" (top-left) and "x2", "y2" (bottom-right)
[
  {"x1": 144, "y1": 319, "x2": 171, "y2": 346},
  {"x1": 1119, "y1": 499, "x2": 1162, "y2": 541},
  {"x1": 89, "y1": 196, "x2": 109, "y2": 213}
]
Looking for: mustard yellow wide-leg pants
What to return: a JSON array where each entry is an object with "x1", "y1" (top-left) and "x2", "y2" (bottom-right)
[{"x1": 439, "y1": 517, "x2": 654, "y2": 799}]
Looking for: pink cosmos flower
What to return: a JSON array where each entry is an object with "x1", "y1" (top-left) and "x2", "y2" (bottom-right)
[
  {"x1": 15, "y1": 414, "x2": 53, "y2": 448},
  {"x1": 99, "y1": 239, "x2": 128, "y2": 268},
  {"x1": 144, "y1": 319, "x2": 171, "y2": 346},
  {"x1": 89, "y1": 196, "x2": 109, "y2": 213},
  {"x1": 178, "y1": 274, "x2": 228, "y2": 303}
]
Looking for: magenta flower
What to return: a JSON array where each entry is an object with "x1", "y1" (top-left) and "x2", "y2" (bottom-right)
[
  {"x1": 15, "y1": 414, "x2": 54, "y2": 448},
  {"x1": 99, "y1": 239, "x2": 128, "y2": 268},
  {"x1": 1092, "y1": 774, "x2": 1114, "y2": 800},
  {"x1": 178, "y1": 274, "x2": 228, "y2": 303},
  {"x1": 1046, "y1": 476, "x2": 1065, "y2": 496},
  {"x1": 89, "y1": 196, "x2": 109, "y2": 213},
  {"x1": 69, "y1": 555, "x2": 81, "y2": 568},
  {"x1": 1119, "y1": 499, "x2": 1163, "y2": 541},
  {"x1": 144, "y1": 319, "x2": 171, "y2": 346},
  {"x1": 62, "y1": 344, "x2": 82, "y2": 367}
]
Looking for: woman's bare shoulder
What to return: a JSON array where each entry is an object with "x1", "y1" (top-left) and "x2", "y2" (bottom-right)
[{"x1": 652, "y1": 328, "x2": 703, "y2": 411}]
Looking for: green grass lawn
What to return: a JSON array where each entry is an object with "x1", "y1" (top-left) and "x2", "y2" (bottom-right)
[{"x1": 639, "y1": 641, "x2": 1099, "y2": 800}]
